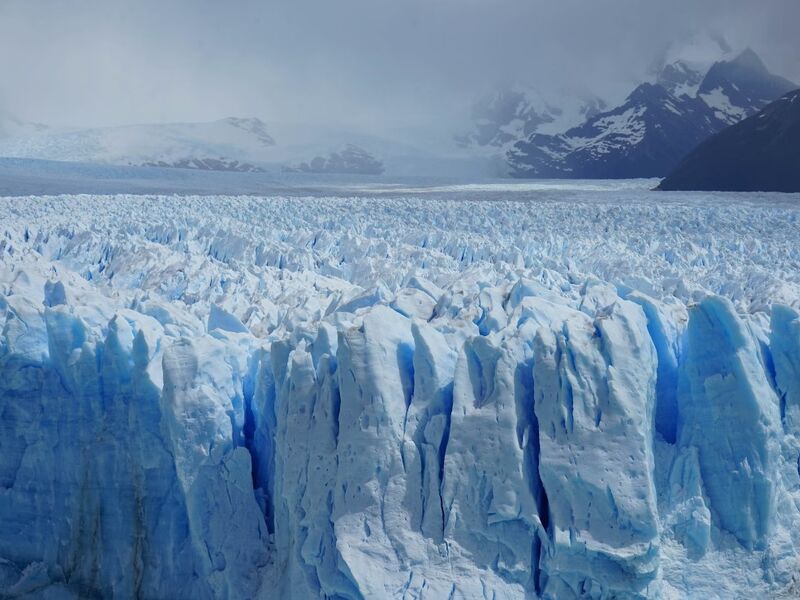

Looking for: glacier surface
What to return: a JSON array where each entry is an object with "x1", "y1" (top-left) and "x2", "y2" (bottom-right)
[{"x1": 1, "y1": 189, "x2": 800, "y2": 599}]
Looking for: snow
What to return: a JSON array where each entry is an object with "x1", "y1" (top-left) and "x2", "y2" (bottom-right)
[
  {"x1": 663, "y1": 100, "x2": 684, "y2": 116},
  {"x1": 2, "y1": 187, "x2": 800, "y2": 598},
  {"x1": 700, "y1": 87, "x2": 749, "y2": 124},
  {"x1": 561, "y1": 106, "x2": 648, "y2": 160},
  {"x1": 0, "y1": 118, "x2": 504, "y2": 179},
  {"x1": 589, "y1": 106, "x2": 647, "y2": 144},
  {"x1": 656, "y1": 60, "x2": 705, "y2": 99},
  {"x1": 0, "y1": 117, "x2": 276, "y2": 168},
  {"x1": 671, "y1": 79, "x2": 702, "y2": 100}
]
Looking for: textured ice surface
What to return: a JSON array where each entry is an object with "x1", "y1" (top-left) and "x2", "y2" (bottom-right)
[{"x1": 1, "y1": 190, "x2": 800, "y2": 599}]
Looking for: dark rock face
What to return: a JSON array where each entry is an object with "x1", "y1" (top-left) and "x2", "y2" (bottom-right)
[
  {"x1": 222, "y1": 117, "x2": 276, "y2": 147},
  {"x1": 508, "y1": 49, "x2": 796, "y2": 179},
  {"x1": 656, "y1": 60, "x2": 705, "y2": 98},
  {"x1": 140, "y1": 157, "x2": 265, "y2": 172},
  {"x1": 509, "y1": 84, "x2": 720, "y2": 178},
  {"x1": 658, "y1": 89, "x2": 800, "y2": 193},
  {"x1": 289, "y1": 144, "x2": 384, "y2": 175},
  {"x1": 696, "y1": 49, "x2": 797, "y2": 125}
]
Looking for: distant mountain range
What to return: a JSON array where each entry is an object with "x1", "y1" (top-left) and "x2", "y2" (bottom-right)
[
  {"x1": 2, "y1": 36, "x2": 795, "y2": 182},
  {"x1": 0, "y1": 114, "x2": 470, "y2": 177},
  {"x1": 140, "y1": 157, "x2": 265, "y2": 173},
  {"x1": 0, "y1": 117, "x2": 277, "y2": 172},
  {"x1": 658, "y1": 88, "x2": 800, "y2": 192},
  {"x1": 507, "y1": 48, "x2": 796, "y2": 178}
]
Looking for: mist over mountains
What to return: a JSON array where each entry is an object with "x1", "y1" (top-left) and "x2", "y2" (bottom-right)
[
  {"x1": 0, "y1": 0, "x2": 798, "y2": 181},
  {"x1": 506, "y1": 47, "x2": 796, "y2": 178}
]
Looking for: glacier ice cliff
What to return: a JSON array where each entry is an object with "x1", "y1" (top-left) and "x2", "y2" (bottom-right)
[{"x1": 1, "y1": 192, "x2": 800, "y2": 599}]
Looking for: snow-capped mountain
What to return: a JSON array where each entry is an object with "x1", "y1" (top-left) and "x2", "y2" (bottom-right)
[
  {"x1": 653, "y1": 31, "x2": 734, "y2": 98},
  {"x1": 696, "y1": 48, "x2": 797, "y2": 125},
  {"x1": 656, "y1": 60, "x2": 707, "y2": 99},
  {"x1": 659, "y1": 88, "x2": 800, "y2": 192},
  {"x1": 0, "y1": 116, "x2": 495, "y2": 177},
  {"x1": 0, "y1": 117, "x2": 276, "y2": 172},
  {"x1": 508, "y1": 84, "x2": 719, "y2": 178},
  {"x1": 509, "y1": 49, "x2": 797, "y2": 178},
  {"x1": 455, "y1": 88, "x2": 607, "y2": 149}
]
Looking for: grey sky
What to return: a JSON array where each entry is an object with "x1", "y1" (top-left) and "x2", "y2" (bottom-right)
[{"x1": 1, "y1": 0, "x2": 798, "y2": 135}]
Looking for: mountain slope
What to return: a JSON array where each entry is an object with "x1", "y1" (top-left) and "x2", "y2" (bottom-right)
[
  {"x1": 508, "y1": 49, "x2": 796, "y2": 178},
  {"x1": 657, "y1": 60, "x2": 706, "y2": 98},
  {"x1": 455, "y1": 88, "x2": 607, "y2": 149},
  {"x1": 0, "y1": 116, "x2": 496, "y2": 177},
  {"x1": 653, "y1": 30, "x2": 734, "y2": 98},
  {"x1": 0, "y1": 117, "x2": 276, "y2": 172},
  {"x1": 697, "y1": 49, "x2": 797, "y2": 125},
  {"x1": 658, "y1": 89, "x2": 800, "y2": 192},
  {"x1": 508, "y1": 83, "x2": 719, "y2": 178}
]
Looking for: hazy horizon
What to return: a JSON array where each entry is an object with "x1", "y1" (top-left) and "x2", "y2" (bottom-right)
[{"x1": 2, "y1": 0, "x2": 799, "y2": 139}]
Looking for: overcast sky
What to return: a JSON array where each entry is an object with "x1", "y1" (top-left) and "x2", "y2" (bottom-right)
[{"x1": 1, "y1": 0, "x2": 798, "y2": 136}]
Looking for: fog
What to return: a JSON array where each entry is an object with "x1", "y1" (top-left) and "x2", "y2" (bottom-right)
[{"x1": 1, "y1": 0, "x2": 798, "y2": 137}]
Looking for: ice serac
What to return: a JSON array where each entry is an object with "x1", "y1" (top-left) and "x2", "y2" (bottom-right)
[
  {"x1": 676, "y1": 296, "x2": 780, "y2": 549},
  {"x1": 405, "y1": 321, "x2": 457, "y2": 541},
  {"x1": 269, "y1": 337, "x2": 354, "y2": 598},
  {"x1": 625, "y1": 292, "x2": 685, "y2": 444},
  {"x1": 531, "y1": 298, "x2": 660, "y2": 599},
  {"x1": 298, "y1": 344, "x2": 357, "y2": 598},
  {"x1": 0, "y1": 286, "x2": 269, "y2": 599},
  {"x1": 0, "y1": 302, "x2": 192, "y2": 599},
  {"x1": 331, "y1": 306, "x2": 419, "y2": 597},
  {"x1": 665, "y1": 445, "x2": 711, "y2": 558},
  {"x1": 160, "y1": 336, "x2": 269, "y2": 599},
  {"x1": 771, "y1": 304, "x2": 800, "y2": 434},
  {"x1": 442, "y1": 329, "x2": 541, "y2": 597}
]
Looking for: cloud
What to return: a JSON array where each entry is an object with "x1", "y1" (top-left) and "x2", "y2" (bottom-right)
[{"x1": 1, "y1": 0, "x2": 797, "y2": 136}]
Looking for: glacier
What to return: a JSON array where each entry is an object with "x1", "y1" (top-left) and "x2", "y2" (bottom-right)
[{"x1": 1, "y1": 189, "x2": 800, "y2": 599}]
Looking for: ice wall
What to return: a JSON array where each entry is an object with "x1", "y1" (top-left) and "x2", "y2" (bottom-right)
[{"x1": 2, "y1": 274, "x2": 799, "y2": 599}]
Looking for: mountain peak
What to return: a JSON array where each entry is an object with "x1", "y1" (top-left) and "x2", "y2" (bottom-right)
[
  {"x1": 626, "y1": 82, "x2": 670, "y2": 103},
  {"x1": 223, "y1": 116, "x2": 266, "y2": 127},
  {"x1": 697, "y1": 46, "x2": 796, "y2": 126},
  {"x1": 221, "y1": 116, "x2": 275, "y2": 146},
  {"x1": 657, "y1": 60, "x2": 705, "y2": 98},
  {"x1": 729, "y1": 47, "x2": 767, "y2": 73},
  {"x1": 509, "y1": 50, "x2": 796, "y2": 179}
]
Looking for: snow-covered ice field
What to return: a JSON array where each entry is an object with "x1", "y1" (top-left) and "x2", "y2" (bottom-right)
[{"x1": 1, "y1": 183, "x2": 800, "y2": 599}]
